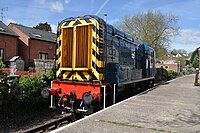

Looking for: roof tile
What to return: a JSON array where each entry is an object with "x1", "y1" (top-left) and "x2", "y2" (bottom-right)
[
  {"x1": 10, "y1": 23, "x2": 56, "y2": 42},
  {"x1": 0, "y1": 21, "x2": 18, "y2": 37}
]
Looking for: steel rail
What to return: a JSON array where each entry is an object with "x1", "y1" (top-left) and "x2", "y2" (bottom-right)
[{"x1": 24, "y1": 114, "x2": 72, "y2": 133}]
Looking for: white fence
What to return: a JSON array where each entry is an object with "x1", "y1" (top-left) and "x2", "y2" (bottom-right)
[{"x1": 34, "y1": 59, "x2": 55, "y2": 71}]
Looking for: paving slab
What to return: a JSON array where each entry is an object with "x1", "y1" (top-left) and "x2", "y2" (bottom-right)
[{"x1": 52, "y1": 74, "x2": 200, "y2": 133}]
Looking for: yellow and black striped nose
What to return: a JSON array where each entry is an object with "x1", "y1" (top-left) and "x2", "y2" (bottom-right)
[{"x1": 56, "y1": 17, "x2": 104, "y2": 81}]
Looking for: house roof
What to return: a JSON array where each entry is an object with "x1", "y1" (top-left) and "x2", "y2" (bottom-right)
[
  {"x1": 9, "y1": 23, "x2": 56, "y2": 43},
  {"x1": 0, "y1": 21, "x2": 18, "y2": 37}
]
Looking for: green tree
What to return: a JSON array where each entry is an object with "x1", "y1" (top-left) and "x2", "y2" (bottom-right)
[
  {"x1": 190, "y1": 49, "x2": 199, "y2": 68},
  {"x1": 33, "y1": 22, "x2": 52, "y2": 32},
  {"x1": 116, "y1": 10, "x2": 179, "y2": 59}
]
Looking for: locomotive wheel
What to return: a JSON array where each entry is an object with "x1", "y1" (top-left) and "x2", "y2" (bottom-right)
[{"x1": 83, "y1": 105, "x2": 94, "y2": 115}]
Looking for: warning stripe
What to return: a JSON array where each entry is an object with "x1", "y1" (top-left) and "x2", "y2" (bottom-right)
[
  {"x1": 56, "y1": 17, "x2": 105, "y2": 81},
  {"x1": 66, "y1": 71, "x2": 75, "y2": 78},
  {"x1": 90, "y1": 19, "x2": 104, "y2": 80},
  {"x1": 77, "y1": 71, "x2": 87, "y2": 80},
  {"x1": 92, "y1": 54, "x2": 104, "y2": 68},
  {"x1": 57, "y1": 70, "x2": 98, "y2": 81},
  {"x1": 92, "y1": 61, "x2": 104, "y2": 73}
]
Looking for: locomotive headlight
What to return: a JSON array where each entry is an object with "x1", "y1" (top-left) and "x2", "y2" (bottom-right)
[
  {"x1": 41, "y1": 87, "x2": 50, "y2": 98},
  {"x1": 83, "y1": 92, "x2": 93, "y2": 105}
]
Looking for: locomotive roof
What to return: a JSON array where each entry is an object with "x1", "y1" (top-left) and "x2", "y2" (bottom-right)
[
  {"x1": 59, "y1": 15, "x2": 153, "y2": 49},
  {"x1": 59, "y1": 15, "x2": 105, "y2": 26}
]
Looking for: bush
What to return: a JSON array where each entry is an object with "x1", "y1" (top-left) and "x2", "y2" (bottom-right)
[
  {"x1": 0, "y1": 60, "x2": 8, "y2": 107},
  {"x1": 183, "y1": 67, "x2": 195, "y2": 75},
  {"x1": 155, "y1": 67, "x2": 169, "y2": 83},
  {"x1": 17, "y1": 72, "x2": 54, "y2": 109},
  {"x1": 0, "y1": 72, "x2": 8, "y2": 106},
  {"x1": 155, "y1": 67, "x2": 181, "y2": 83},
  {"x1": 0, "y1": 71, "x2": 56, "y2": 130},
  {"x1": 167, "y1": 70, "x2": 180, "y2": 80},
  {"x1": 0, "y1": 71, "x2": 54, "y2": 119}
]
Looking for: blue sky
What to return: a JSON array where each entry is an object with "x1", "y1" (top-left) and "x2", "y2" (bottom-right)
[{"x1": 0, "y1": 0, "x2": 199, "y2": 52}]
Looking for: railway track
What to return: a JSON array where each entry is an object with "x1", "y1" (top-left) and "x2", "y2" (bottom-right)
[
  {"x1": 22, "y1": 82, "x2": 163, "y2": 133},
  {"x1": 23, "y1": 114, "x2": 73, "y2": 133}
]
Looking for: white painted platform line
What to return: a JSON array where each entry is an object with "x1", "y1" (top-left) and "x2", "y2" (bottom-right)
[{"x1": 50, "y1": 75, "x2": 190, "y2": 133}]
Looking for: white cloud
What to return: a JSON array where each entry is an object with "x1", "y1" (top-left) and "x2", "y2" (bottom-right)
[
  {"x1": 51, "y1": 1, "x2": 64, "y2": 13},
  {"x1": 64, "y1": 0, "x2": 71, "y2": 4},
  {"x1": 171, "y1": 29, "x2": 200, "y2": 52},
  {"x1": 50, "y1": 23, "x2": 57, "y2": 33},
  {"x1": 174, "y1": 29, "x2": 200, "y2": 44},
  {"x1": 35, "y1": 0, "x2": 45, "y2": 5}
]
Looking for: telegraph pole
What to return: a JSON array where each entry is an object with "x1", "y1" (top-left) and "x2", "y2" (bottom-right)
[{"x1": 0, "y1": 7, "x2": 8, "y2": 21}]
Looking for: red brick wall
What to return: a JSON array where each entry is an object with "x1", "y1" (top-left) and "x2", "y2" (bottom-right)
[
  {"x1": 8, "y1": 24, "x2": 56, "y2": 69},
  {"x1": 18, "y1": 40, "x2": 29, "y2": 67},
  {"x1": 9, "y1": 24, "x2": 29, "y2": 67},
  {"x1": 29, "y1": 39, "x2": 56, "y2": 63},
  {"x1": 156, "y1": 63, "x2": 179, "y2": 72},
  {"x1": 0, "y1": 34, "x2": 18, "y2": 61}
]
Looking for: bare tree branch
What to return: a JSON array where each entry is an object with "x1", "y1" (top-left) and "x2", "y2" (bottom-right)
[{"x1": 116, "y1": 11, "x2": 179, "y2": 59}]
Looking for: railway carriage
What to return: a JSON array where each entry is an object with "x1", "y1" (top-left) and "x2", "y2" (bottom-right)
[{"x1": 44, "y1": 15, "x2": 156, "y2": 114}]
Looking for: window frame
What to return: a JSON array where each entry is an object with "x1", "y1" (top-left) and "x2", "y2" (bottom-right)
[{"x1": 39, "y1": 52, "x2": 48, "y2": 60}]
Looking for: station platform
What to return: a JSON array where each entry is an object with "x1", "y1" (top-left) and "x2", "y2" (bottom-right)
[{"x1": 52, "y1": 74, "x2": 200, "y2": 133}]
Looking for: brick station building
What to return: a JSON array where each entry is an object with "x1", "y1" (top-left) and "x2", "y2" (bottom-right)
[
  {"x1": 0, "y1": 21, "x2": 18, "y2": 63},
  {"x1": 9, "y1": 23, "x2": 56, "y2": 69},
  {"x1": 156, "y1": 60, "x2": 180, "y2": 73}
]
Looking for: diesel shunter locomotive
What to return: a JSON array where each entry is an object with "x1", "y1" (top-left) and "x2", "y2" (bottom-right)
[{"x1": 45, "y1": 15, "x2": 155, "y2": 114}]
